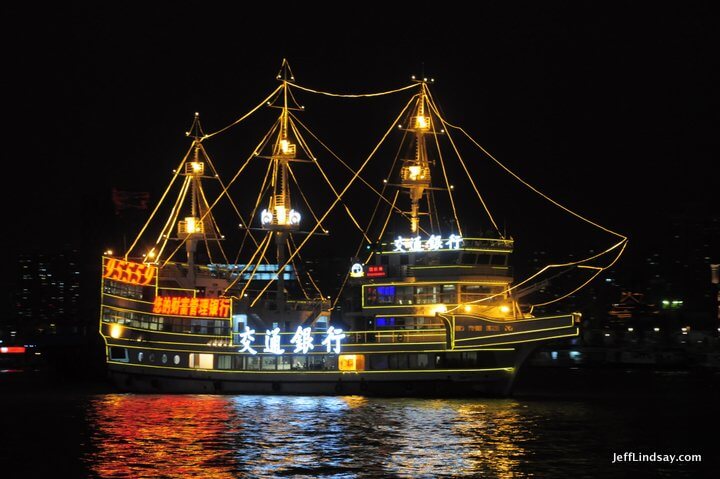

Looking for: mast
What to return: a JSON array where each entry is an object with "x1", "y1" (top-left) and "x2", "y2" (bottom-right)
[
  {"x1": 178, "y1": 113, "x2": 214, "y2": 285},
  {"x1": 401, "y1": 80, "x2": 433, "y2": 234},
  {"x1": 260, "y1": 60, "x2": 302, "y2": 312}
]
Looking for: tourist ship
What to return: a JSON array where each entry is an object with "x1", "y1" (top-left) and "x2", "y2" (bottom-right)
[{"x1": 100, "y1": 62, "x2": 626, "y2": 395}]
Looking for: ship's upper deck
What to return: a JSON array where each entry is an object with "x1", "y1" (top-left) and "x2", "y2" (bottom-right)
[{"x1": 361, "y1": 236, "x2": 514, "y2": 282}]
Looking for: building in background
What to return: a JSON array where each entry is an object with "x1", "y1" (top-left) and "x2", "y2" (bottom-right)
[{"x1": 12, "y1": 249, "x2": 83, "y2": 337}]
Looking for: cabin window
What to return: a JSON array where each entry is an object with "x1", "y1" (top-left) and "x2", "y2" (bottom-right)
[
  {"x1": 417, "y1": 353, "x2": 430, "y2": 369},
  {"x1": 370, "y1": 354, "x2": 388, "y2": 370},
  {"x1": 233, "y1": 356, "x2": 244, "y2": 369},
  {"x1": 477, "y1": 254, "x2": 490, "y2": 264},
  {"x1": 308, "y1": 355, "x2": 325, "y2": 370},
  {"x1": 245, "y1": 355, "x2": 261, "y2": 370},
  {"x1": 292, "y1": 355, "x2": 307, "y2": 370},
  {"x1": 396, "y1": 354, "x2": 409, "y2": 369},
  {"x1": 103, "y1": 280, "x2": 143, "y2": 299},
  {"x1": 324, "y1": 355, "x2": 338, "y2": 370},
  {"x1": 461, "y1": 253, "x2": 477, "y2": 265},
  {"x1": 189, "y1": 353, "x2": 213, "y2": 369},
  {"x1": 380, "y1": 255, "x2": 389, "y2": 265},
  {"x1": 217, "y1": 355, "x2": 232, "y2": 370},
  {"x1": 461, "y1": 352, "x2": 478, "y2": 367},
  {"x1": 261, "y1": 356, "x2": 277, "y2": 370},
  {"x1": 491, "y1": 255, "x2": 507, "y2": 265},
  {"x1": 109, "y1": 346, "x2": 128, "y2": 362},
  {"x1": 278, "y1": 356, "x2": 292, "y2": 370}
]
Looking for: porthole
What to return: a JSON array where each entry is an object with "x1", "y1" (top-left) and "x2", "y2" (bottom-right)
[
  {"x1": 161, "y1": 353, "x2": 168, "y2": 364},
  {"x1": 138, "y1": 351, "x2": 144, "y2": 362},
  {"x1": 173, "y1": 354, "x2": 181, "y2": 365}
]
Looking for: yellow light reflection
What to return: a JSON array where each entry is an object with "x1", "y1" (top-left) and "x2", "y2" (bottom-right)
[{"x1": 88, "y1": 395, "x2": 235, "y2": 479}]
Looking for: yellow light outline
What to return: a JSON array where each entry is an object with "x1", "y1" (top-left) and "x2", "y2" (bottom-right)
[
  {"x1": 100, "y1": 322, "x2": 229, "y2": 338},
  {"x1": 107, "y1": 360, "x2": 514, "y2": 375},
  {"x1": 453, "y1": 323, "x2": 574, "y2": 342},
  {"x1": 449, "y1": 313, "x2": 574, "y2": 325},
  {"x1": 101, "y1": 304, "x2": 232, "y2": 321},
  {"x1": 101, "y1": 341, "x2": 514, "y2": 355},
  {"x1": 453, "y1": 330, "x2": 579, "y2": 348}
]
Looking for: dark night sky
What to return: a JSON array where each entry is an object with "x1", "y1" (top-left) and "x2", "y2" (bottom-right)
[{"x1": 6, "y1": 2, "x2": 719, "y2": 287}]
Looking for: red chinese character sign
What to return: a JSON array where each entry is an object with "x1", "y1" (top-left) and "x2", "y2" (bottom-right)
[
  {"x1": 152, "y1": 296, "x2": 231, "y2": 318},
  {"x1": 103, "y1": 258, "x2": 156, "y2": 286}
]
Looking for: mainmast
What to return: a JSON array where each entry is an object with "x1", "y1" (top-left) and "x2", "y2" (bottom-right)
[
  {"x1": 260, "y1": 60, "x2": 302, "y2": 312},
  {"x1": 400, "y1": 81, "x2": 433, "y2": 234}
]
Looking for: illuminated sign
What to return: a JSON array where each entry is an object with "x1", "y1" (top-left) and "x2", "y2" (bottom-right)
[
  {"x1": 339, "y1": 354, "x2": 365, "y2": 371},
  {"x1": 392, "y1": 234, "x2": 463, "y2": 252},
  {"x1": 366, "y1": 265, "x2": 386, "y2": 278},
  {"x1": 151, "y1": 297, "x2": 231, "y2": 318},
  {"x1": 320, "y1": 326, "x2": 346, "y2": 354},
  {"x1": 238, "y1": 326, "x2": 257, "y2": 354},
  {"x1": 103, "y1": 258, "x2": 156, "y2": 285},
  {"x1": 350, "y1": 263, "x2": 364, "y2": 278},
  {"x1": 264, "y1": 327, "x2": 285, "y2": 354},
  {"x1": 237, "y1": 326, "x2": 346, "y2": 355},
  {"x1": 291, "y1": 326, "x2": 315, "y2": 354}
]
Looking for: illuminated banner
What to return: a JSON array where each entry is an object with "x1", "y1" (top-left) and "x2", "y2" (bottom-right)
[
  {"x1": 237, "y1": 325, "x2": 346, "y2": 355},
  {"x1": 152, "y1": 296, "x2": 231, "y2": 318},
  {"x1": 392, "y1": 234, "x2": 463, "y2": 252},
  {"x1": 103, "y1": 258, "x2": 156, "y2": 285},
  {"x1": 366, "y1": 265, "x2": 386, "y2": 278}
]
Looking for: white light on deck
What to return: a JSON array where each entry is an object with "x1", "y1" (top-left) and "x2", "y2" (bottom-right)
[{"x1": 431, "y1": 304, "x2": 447, "y2": 315}]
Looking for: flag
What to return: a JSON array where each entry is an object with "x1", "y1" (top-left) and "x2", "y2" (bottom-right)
[{"x1": 112, "y1": 188, "x2": 150, "y2": 215}]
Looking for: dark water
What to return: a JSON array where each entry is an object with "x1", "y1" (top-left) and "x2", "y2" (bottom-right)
[{"x1": 1, "y1": 369, "x2": 716, "y2": 478}]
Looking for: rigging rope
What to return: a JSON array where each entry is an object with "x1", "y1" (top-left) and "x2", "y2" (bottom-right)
[
  {"x1": 291, "y1": 82, "x2": 416, "y2": 98},
  {"x1": 424, "y1": 85, "x2": 502, "y2": 235},
  {"x1": 203, "y1": 84, "x2": 283, "y2": 139},
  {"x1": 125, "y1": 143, "x2": 194, "y2": 261},
  {"x1": 289, "y1": 111, "x2": 423, "y2": 230},
  {"x1": 250, "y1": 95, "x2": 418, "y2": 308}
]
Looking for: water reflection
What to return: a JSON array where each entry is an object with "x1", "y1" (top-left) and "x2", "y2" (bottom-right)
[
  {"x1": 83, "y1": 395, "x2": 572, "y2": 478},
  {"x1": 86, "y1": 395, "x2": 237, "y2": 478}
]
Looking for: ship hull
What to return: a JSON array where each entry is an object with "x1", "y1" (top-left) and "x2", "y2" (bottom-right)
[{"x1": 105, "y1": 345, "x2": 537, "y2": 397}]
